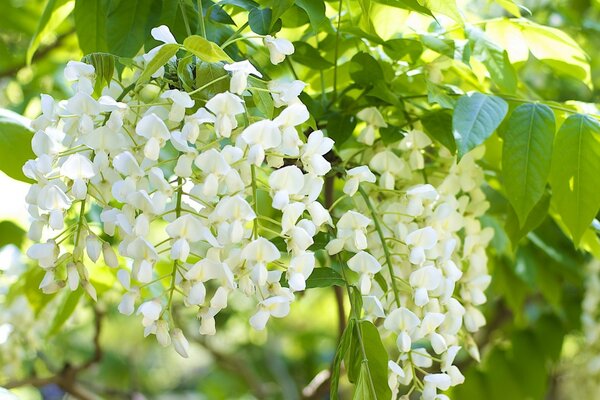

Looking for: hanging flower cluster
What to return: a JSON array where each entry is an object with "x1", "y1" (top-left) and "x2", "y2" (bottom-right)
[
  {"x1": 21, "y1": 25, "x2": 493, "y2": 399},
  {"x1": 22, "y1": 26, "x2": 331, "y2": 358},
  {"x1": 333, "y1": 107, "x2": 494, "y2": 399}
]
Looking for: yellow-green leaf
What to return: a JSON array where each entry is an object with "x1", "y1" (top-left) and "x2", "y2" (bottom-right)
[
  {"x1": 137, "y1": 43, "x2": 180, "y2": 86},
  {"x1": 183, "y1": 35, "x2": 232, "y2": 63},
  {"x1": 27, "y1": 0, "x2": 75, "y2": 64}
]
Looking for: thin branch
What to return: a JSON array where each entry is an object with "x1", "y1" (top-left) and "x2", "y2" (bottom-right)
[{"x1": 0, "y1": 29, "x2": 75, "y2": 79}]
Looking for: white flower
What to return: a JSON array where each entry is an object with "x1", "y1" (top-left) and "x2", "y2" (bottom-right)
[
  {"x1": 137, "y1": 300, "x2": 162, "y2": 327},
  {"x1": 356, "y1": 107, "x2": 387, "y2": 145},
  {"x1": 135, "y1": 113, "x2": 171, "y2": 160},
  {"x1": 161, "y1": 90, "x2": 194, "y2": 122},
  {"x1": 343, "y1": 166, "x2": 376, "y2": 196},
  {"x1": 326, "y1": 211, "x2": 371, "y2": 254},
  {"x1": 151, "y1": 25, "x2": 177, "y2": 44},
  {"x1": 250, "y1": 295, "x2": 292, "y2": 330},
  {"x1": 60, "y1": 154, "x2": 96, "y2": 199},
  {"x1": 347, "y1": 251, "x2": 382, "y2": 294},
  {"x1": 241, "y1": 237, "x2": 280, "y2": 286},
  {"x1": 166, "y1": 214, "x2": 219, "y2": 261},
  {"x1": 269, "y1": 80, "x2": 306, "y2": 107},
  {"x1": 384, "y1": 307, "x2": 420, "y2": 352},
  {"x1": 224, "y1": 60, "x2": 262, "y2": 94},
  {"x1": 409, "y1": 265, "x2": 442, "y2": 306},
  {"x1": 287, "y1": 252, "x2": 315, "y2": 291},
  {"x1": 264, "y1": 35, "x2": 294, "y2": 65},
  {"x1": 240, "y1": 120, "x2": 282, "y2": 165},
  {"x1": 171, "y1": 328, "x2": 190, "y2": 358},
  {"x1": 268, "y1": 166, "x2": 305, "y2": 210},
  {"x1": 405, "y1": 226, "x2": 438, "y2": 264},
  {"x1": 300, "y1": 130, "x2": 334, "y2": 176},
  {"x1": 205, "y1": 92, "x2": 245, "y2": 138}
]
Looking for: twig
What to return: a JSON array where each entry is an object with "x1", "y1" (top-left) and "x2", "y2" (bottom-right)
[{"x1": 4, "y1": 307, "x2": 104, "y2": 400}]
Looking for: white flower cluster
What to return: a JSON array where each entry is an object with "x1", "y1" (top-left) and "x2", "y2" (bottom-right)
[
  {"x1": 22, "y1": 27, "x2": 335, "y2": 357},
  {"x1": 332, "y1": 107, "x2": 493, "y2": 399}
]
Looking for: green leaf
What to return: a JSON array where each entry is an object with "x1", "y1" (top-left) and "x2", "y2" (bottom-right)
[
  {"x1": 22, "y1": 267, "x2": 57, "y2": 315},
  {"x1": 418, "y1": 0, "x2": 462, "y2": 22},
  {"x1": 295, "y1": 0, "x2": 328, "y2": 32},
  {"x1": 383, "y1": 38, "x2": 423, "y2": 63},
  {"x1": 74, "y1": 0, "x2": 109, "y2": 54},
  {"x1": 466, "y1": 26, "x2": 517, "y2": 93},
  {"x1": 502, "y1": 103, "x2": 555, "y2": 225},
  {"x1": 349, "y1": 52, "x2": 384, "y2": 86},
  {"x1": 27, "y1": 0, "x2": 75, "y2": 64},
  {"x1": 357, "y1": 320, "x2": 391, "y2": 400},
  {"x1": 106, "y1": 0, "x2": 154, "y2": 57},
  {"x1": 47, "y1": 289, "x2": 84, "y2": 337},
  {"x1": 81, "y1": 52, "x2": 116, "y2": 96},
  {"x1": 452, "y1": 92, "x2": 508, "y2": 158},
  {"x1": 330, "y1": 318, "x2": 355, "y2": 400},
  {"x1": 0, "y1": 113, "x2": 34, "y2": 182},
  {"x1": 505, "y1": 193, "x2": 550, "y2": 245},
  {"x1": 248, "y1": 7, "x2": 272, "y2": 35},
  {"x1": 305, "y1": 268, "x2": 345, "y2": 289},
  {"x1": 183, "y1": 35, "x2": 232, "y2": 63},
  {"x1": 327, "y1": 112, "x2": 357, "y2": 147},
  {"x1": 426, "y1": 82, "x2": 457, "y2": 109},
  {"x1": 353, "y1": 362, "x2": 376, "y2": 400},
  {"x1": 137, "y1": 43, "x2": 180, "y2": 86},
  {"x1": 374, "y1": 0, "x2": 433, "y2": 17},
  {"x1": 292, "y1": 42, "x2": 334, "y2": 69},
  {"x1": 549, "y1": 114, "x2": 600, "y2": 244},
  {"x1": 516, "y1": 20, "x2": 591, "y2": 85},
  {"x1": 250, "y1": 88, "x2": 274, "y2": 119},
  {"x1": 194, "y1": 61, "x2": 230, "y2": 99},
  {"x1": 421, "y1": 109, "x2": 456, "y2": 153},
  {"x1": 421, "y1": 35, "x2": 471, "y2": 65},
  {"x1": 0, "y1": 221, "x2": 26, "y2": 248},
  {"x1": 495, "y1": 0, "x2": 523, "y2": 17},
  {"x1": 219, "y1": 0, "x2": 259, "y2": 10}
]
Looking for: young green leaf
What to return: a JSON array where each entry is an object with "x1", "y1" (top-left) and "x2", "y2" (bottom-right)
[
  {"x1": 452, "y1": 93, "x2": 508, "y2": 158},
  {"x1": 0, "y1": 113, "x2": 35, "y2": 182},
  {"x1": 47, "y1": 289, "x2": 83, "y2": 337},
  {"x1": 357, "y1": 320, "x2": 392, "y2": 400},
  {"x1": 248, "y1": 7, "x2": 272, "y2": 35},
  {"x1": 466, "y1": 26, "x2": 517, "y2": 93},
  {"x1": 305, "y1": 268, "x2": 345, "y2": 289},
  {"x1": 421, "y1": 109, "x2": 456, "y2": 153},
  {"x1": 419, "y1": 0, "x2": 462, "y2": 22},
  {"x1": 183, "y1": 35, "x2": 232, "y2": 63},
  {"x1": 549, "y1": 114, "x2": 600, "y2": 244},
  {"x1": 27, "y1": 0, "x2": 75, "y2": 64},
  {"x1": 353, "y1": 362, "x2": 376, "y2": 400},
  {"x1": 81, "y1": 52, "x2": 116, "y2": 95},
  {"x1": 331, "y1": 318, "x2": 355, "y2": 400},
  {"x1": 137, "y1": 43, "x2": 180, "y2": 86},
  {"x1": 502, "y1": 103, "x2": 555, "y2": 226}
]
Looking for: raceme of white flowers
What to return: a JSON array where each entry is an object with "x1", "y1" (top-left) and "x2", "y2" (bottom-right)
[
  {"x1": 23, "y1": 26, "x2": 493, "y2": 399},
  {"x1": 336, "y1": 110, "x2": 494, "y2": 399}
]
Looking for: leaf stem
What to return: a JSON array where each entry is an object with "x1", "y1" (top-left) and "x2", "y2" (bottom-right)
[
  {"x1": 197, "y1": 0, "x2": 207, "y2": 38},
  {"x1": 180, "y1": 0, "x2": 192, "y2": 37},
  {"x1": 357, "y1": 186, "x2": 406, "y2": 306}
]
